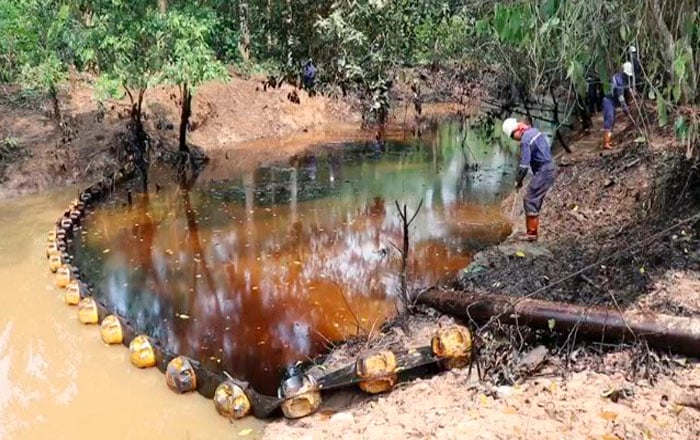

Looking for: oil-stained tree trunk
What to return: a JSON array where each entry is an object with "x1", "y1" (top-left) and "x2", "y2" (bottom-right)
[
  {"x1": 49, "y1": 82, "x2": 62, "y2": 124},
  {"x1": 125, "y1": 87, "x2": 148, "y2": 192},
  {"x1": 179, "y1": 82, "x2": 192, "y2": 153}
]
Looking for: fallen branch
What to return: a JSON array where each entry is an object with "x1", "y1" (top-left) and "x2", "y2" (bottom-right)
[{"x1": 416, "y1": 289, "x2": 700, "y2": 357}]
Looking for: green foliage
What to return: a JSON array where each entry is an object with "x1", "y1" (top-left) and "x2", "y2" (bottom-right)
[
  {"x1": 1, "y1": 0, "x2": 697, "y2": 143},
  {"x1": 2, "y1": 136, "x2": 20, "y2": 151},
  {"x1": 89, "y1": 2, "x2": 166, "y2": 104},
  {"x1": 414, "y1": 11, "x2": 474, "y2": 65},
  {"x1": 675, "y1": 116, "x2": 689, "y2": 141},
  {"x1": 656, "y1": 95, "x2": 668, "y2": 127},
  {"x1": 159, "y1": 7, "x2": 228, "y2": 92},
  {"x1": 0, "y1": 0, "x2": 77, "y2": 94}
]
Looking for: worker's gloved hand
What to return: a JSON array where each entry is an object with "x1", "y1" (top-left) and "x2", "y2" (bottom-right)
[
  {"x1": 623, "y1": 104, "x2": 630, "y2": 115},
  {"x1": 515, "y1": 167, "x2": 528, "y2": 189}
]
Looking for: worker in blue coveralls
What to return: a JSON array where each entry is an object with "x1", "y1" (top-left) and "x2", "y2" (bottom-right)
[
  {"x1": 303, "y1": 59, "x2": 317, "y2": 96},
  {"x1": 502, "y1": 118, "x2": 556, "y2": 242},
  {"x1": 602, "y1": 62, "x2": 634, "y2": 149}
]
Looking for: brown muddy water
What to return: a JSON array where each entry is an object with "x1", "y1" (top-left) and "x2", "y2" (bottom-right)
[
  {"x1": 0, "y1": 190, "x2": 263, "y2": 439},
  {"x1": 73, "y1": 120, "x2": 515, "y2": 397},
  {"x1": 0, "y1": 119, "x2": 516, "y2": 439}
]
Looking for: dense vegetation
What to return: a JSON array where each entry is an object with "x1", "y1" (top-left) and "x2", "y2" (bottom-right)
[{"x1": 1, "y1": 1, "x2": 698, "y2": 153}]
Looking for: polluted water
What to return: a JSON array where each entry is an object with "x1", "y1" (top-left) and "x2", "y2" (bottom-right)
[{"x1": 73, "y1": 120, "x2": 515, "y2": 396}]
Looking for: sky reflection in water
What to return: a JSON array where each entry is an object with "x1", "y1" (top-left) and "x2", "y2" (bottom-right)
[{"x1": 74, "y1": 121, "x2": 516, "y2": 394}]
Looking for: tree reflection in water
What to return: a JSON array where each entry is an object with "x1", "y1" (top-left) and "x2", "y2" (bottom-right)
[{"x1": 75, "y1": 121, "x2": 514, "y2": 394}]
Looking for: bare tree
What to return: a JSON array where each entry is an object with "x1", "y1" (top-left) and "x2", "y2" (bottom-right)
[{"x1": 391, "y1": 198, "x2": 424, "y2": 315}]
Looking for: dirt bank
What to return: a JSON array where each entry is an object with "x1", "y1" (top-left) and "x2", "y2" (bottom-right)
[
  {"x1": 264, "y1": 314, "x2": 700, "y2": 440},
  {"x1": 0, "y1": 67, "x2": 482, "y2": 200},
  {"x1": 460, "y1": 124, "x2": 700, "y2": 317},
  {"x1": 0, "y1": 71, "x2": 359, "y2": 199},
  {"x1": 264, "y1": 121, "x2": 700, "y2": 439}
]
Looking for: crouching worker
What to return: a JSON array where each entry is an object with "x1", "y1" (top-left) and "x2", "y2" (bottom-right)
[
  {"x1": 602, "y1": 62, "x2": 634, "y2": 149},
  {"x1": 502, "y1": 118, "x2": 556, "y2": 242}
]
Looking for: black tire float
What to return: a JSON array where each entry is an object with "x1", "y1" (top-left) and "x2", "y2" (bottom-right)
[{"x1": 47, "y1": 163, "x2": 474, "y2": 421}]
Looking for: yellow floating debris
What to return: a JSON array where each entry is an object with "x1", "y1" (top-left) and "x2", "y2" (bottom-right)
[
  {"x1": 431, "y1": 325, "x2": 472, "y2": 370},
  {"x1": 213, "y1": 381, "x2": 251, "y2": 419},
  {"x1": 165, "y1": 356, "x2": 197, "y2": 394},
  {"x1": 356, "y1": 349, "x2": 398, "y2": 394},
  {"x1": 279, "y1": 374, "x2": 322, "y2": 419},
  {"x1": 48, "y1": 252, "x2": 62, "y2": 273},
  {"x1": 100, "y1": 315, "x2": 123, "y2": 345},
  {"x1": 77, "y1": 298, "x2": 99, "y2": 324},
  {"x1": 64, "y1": 281, "x2": 81, "y2": 305},
  {"x1": 129, "y1": 335, "x2": 156, "y2": 368},
  {"x1": 56, "y1": 265, "x2": 72, "y2": 288}
]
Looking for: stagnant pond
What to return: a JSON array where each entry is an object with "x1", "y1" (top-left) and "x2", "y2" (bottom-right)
[{"x1": 73, "y1": 120, "x2": 518, "y2": 395}]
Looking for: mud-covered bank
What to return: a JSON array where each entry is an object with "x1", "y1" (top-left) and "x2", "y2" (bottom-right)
[
  {"x1": 0, "y1": 68, "x2": 484, "y2": 200},
  {"x1": 263, "y1": 127, "x2": 700, "y2": 440},
  {"x1": 0, "y1": 73, "x2": 359, "y2": 199},
  {"x1": 459, "y1": 139, "x2": 700, "y2": 318}
]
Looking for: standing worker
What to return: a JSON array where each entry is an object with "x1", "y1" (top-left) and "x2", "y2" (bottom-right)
[
  {"x1": 302, "y1": 59, "x2": 317, "y2": 97},
  {"x1": 585, "y1": 69, "x2": 603, "y2": 114},
  {"x1": 628, "y1": 46, "x2": 644, "y2": 95},
  {"x1": 601, "y1": 62, "x2": 634, "y2": 149},
  {"x1": 502, "y1": 118, "x2": 556, "y2": 242}
]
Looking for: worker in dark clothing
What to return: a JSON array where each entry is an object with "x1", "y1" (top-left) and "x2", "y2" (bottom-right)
[
  {"x1": 585, "y1": 70, "x2": 603, "y2": 114},
  {"x1": 629, "y1": 46, "x2": 644, "y2": 95},
  {"x1": 303, "y1": 59, "x2": 317, "y2": 97},
  {"x1": 502, "y1": 118, "x2": 556, "y2": 242},
  {"x1": 602, "y1": 62, "x2": 634, "y2": 149}
]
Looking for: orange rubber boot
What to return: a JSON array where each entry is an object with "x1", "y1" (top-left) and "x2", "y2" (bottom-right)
[
  {"x1": 525, "y1": 215, "x2": 539, "y2": 242},
  {"x1": 603, "y1": 131, "x2": 614, "y2": 150}
]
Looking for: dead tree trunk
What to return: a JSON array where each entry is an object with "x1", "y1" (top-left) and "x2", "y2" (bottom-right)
[
  {"x1": 49, "y1": 82, "x2": 62, "y2": 125},
  {"x1": 125, "y1": 87, "x2": 149, "y2": 193},
  {"x1": 393, "y1": 199, "x2": 423, "y2": 314},
  {"x1": 158, "y1": 0, "x2": 167, "y2": 14},
  {"x1": 416, "y1": 289, "x2": 700, "y2": 357}
]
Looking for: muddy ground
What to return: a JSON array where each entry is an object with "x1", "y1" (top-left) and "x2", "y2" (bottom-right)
[
  {"x1": 3, "y1": 69, "x2": 699, "y2": 439},
  {"x1": 0, "y1": 71, "x2": 359, "y2": 198},
  {"x1": 460, "y1": 124, "x2": 700, "y2": 317},
  {"x1": 264, "y1": 116, "x2": 700, "y2": 439},
  {"x1": 266, "y1": 316, "x2": 699, "y2": 440}
]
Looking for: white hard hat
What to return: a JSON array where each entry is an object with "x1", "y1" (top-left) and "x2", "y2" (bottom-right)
[
  {"x1": 622, "y1": 62, "x2": 634, "y2": 76},
  {"x1": 629, "y1": 45, "x2": 637, "y2": 53},
  {"x1": 502, "y1": 118, "x2": 518, "y2": 138}
]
